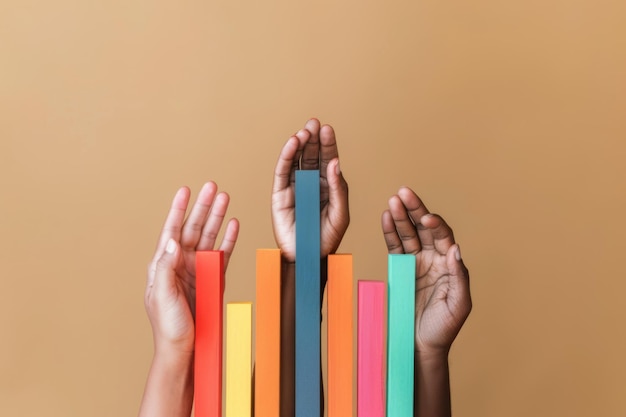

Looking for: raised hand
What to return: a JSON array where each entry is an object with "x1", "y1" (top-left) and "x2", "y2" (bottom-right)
[
  {"x1": 271, "y1": 118, "x2": 349, "y2": 261},
  {"x1": 145, "y1": 182, "x2": 239, "y2": 355},
  {"x1": 140, "y1": 182, "x2": 239, "y2": 417},
  {"x1": 381, "y1": 187, "x2": 471, "y2": 356},
  {"x1": 271, "y1": 119, "x2": 349, "y2": 417}
]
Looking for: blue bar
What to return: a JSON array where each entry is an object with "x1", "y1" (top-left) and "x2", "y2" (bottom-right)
[
  {"x1": 386, "y1": 254, "x2": 416, "y2": 417},
  {"x1": 295, "y1": 170, "x2": 321, "y2": 417}
]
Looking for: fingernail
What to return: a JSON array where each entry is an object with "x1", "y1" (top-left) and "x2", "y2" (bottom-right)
[
  {"x1": 166, "y1": 238, "x2": 176, "y2": 254},
  {"x1": 421, "y1": 213, "x2": 434, "y2": 223},
  {"x1": 455, "y1": 245, "x2": 462, "y2": 261},
  {"x1": 335, "y1": 159, "x2": 341, "y2": 176},
  {"x1": 305, "y1": 119, "x2": 317, "y2": 130}
]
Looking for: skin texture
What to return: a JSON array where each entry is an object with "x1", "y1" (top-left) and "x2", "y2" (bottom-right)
[
  {"x1": 271, "y1": 118, "x2": 350, "y2": 417},
  {"x1": 382, "y1": 186, "x2": 472, "y2": 417},
  {"x1": 139, "y1": 182, "x2": 239, "y2": 417}
]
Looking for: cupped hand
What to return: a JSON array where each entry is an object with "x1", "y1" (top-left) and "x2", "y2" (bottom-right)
[
  {"x1": 145, "y1": 182, "x2": 239, "y2": 355},
  {"x1": 381, "y1": 187, "x2": 471, "y2": 356},
  {"x1": 271, "y1": 118, "x2": 349, "y2": 262}
]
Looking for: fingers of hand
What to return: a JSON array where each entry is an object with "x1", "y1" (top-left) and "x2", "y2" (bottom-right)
[
  {"x1": 219, "y1": 218, "x2": 240, "y2": 268},
  {"x1": 298, "y1": 119, "x2": 320, "y2": 169},
  {"x1": 319, "y1": 124, "x2": 338, "y2": 179},
  {"x1": 197, "y1": 192, "x2": 230, "y2": 250},
  {"x1": 180, "y1": 182, "x2": 218, "y2": 250},
  {"x1": 305, "y1": 118, "x2": 321, "y2": 138},
  {"x1": 381, "y1": 210, "x2": 405, "y2": 254},
  {"x1": 301, "y1": 120, "x2": 320, "y2": 170},
  {"x1": 388, "y1": 194, "x2": 421, "y2": 254},
  {"x1": 272, "y1": 136, "x2": 301, "y2": 193},
  {"x1": 397, "y1": 187, "x2": 429, "y2": 224},
  {"x1": 419, "y1": 213, "x2": 456, "y2": 255}
]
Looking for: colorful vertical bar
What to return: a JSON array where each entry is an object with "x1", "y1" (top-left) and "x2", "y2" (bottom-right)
[
  {"x1": 225, "y1": 302, "x2": 253, "y2": 417},
  {"x1": 295, "y1": 169, "x2": 321, "y2": 417},
  {"x1": 357, "y1": 280, "x2": 385, "y2": 417},
  {"x1": 328, "y1": 254, "x2": 354, "y2": 417},
  {"x1": 386, "y1": 254, "x2": 416, "y2": 417},
  {"x1": 255, "y1": 249, "x2": 281, "y2": 417},
  {"x1": 195, "y1": 251, "x2": 224, "y2": 417}
]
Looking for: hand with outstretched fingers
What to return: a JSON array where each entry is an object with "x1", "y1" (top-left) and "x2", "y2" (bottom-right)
[
  {"x1": 381, "y1": 186, "x2": 471, "y2": 356},
  {"x1": 145, "y1": 182, "x2": 239, "y2": 356}
]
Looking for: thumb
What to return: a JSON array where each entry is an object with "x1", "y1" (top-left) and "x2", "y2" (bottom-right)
[
  {"x1": 446, "y1": 244, "x2": 472, "y2": 315},
  {"x1": 150, "y1": 238, "x2": 180, "y2": 290},
  {"x1": 326, "y1": 158, "x2": 349, "y2": 216}
]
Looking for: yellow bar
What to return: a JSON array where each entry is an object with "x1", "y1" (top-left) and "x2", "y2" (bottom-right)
[
  {"x1": 225, "y1": 302, "x2": 252, "y2": 417},
  {"x1": 255, "y1": 249, "x2": 281, "y2": 417}
]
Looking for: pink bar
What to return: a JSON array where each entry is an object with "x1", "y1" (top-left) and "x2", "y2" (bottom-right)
[{"x1": 357, "y1": 280, "x2": 385, "y2": 417}]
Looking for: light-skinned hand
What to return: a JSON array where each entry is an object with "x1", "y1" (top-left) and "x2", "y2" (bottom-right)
[{"x1": 145, "y1": 182, "x2": 239, "y2": 356}]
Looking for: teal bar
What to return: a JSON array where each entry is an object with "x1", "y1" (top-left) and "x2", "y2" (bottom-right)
[
  {"x1": 386, "y1": 254, "x2": 416, "y2": 417},
  {"x1": 295, "y1": 170, "x2": 321, "y2": 417}
]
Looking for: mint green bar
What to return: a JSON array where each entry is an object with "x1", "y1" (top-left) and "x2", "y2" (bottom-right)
[{"x1": 386, "y1": 254, "x2": 416, "y2": 417}]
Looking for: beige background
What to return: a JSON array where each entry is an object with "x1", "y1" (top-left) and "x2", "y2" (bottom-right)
[{"x1": 2, "y1": 0, "x2": 625, "y2": 416}]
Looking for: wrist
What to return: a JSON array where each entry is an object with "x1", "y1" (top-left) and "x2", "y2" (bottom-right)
[
  {"x1": 416, "y1": 348, "x2": 449, "y2": 365},
  {"x1": 414, "y1": 349, "x2": 452, "y2": 417},
  {"x1": 153, "y1": 343, "x2": 194, "y2": 371},
  {"x1": 140, "y1": 345, "x2": 194, "y2": 417}
]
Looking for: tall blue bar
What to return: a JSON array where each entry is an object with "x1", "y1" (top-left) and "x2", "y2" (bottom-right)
[
  {"x1": 295, "y1": 170, "x2": 321, "y2": 417},
  {"x1": 386, "y1": 254, "x2": 416, "y2": 417}
]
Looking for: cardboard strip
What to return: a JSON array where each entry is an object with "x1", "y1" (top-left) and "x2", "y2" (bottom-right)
[
  {"x1": 254, "y1": 249, "x2": 281, "y2": 417},
  {"x1": 295, "y1": 169, "x2": 321, "y2": 417},
  {"x1": 225, "y1": 302, "x2": 253, "y2": 417},
  {"x1": 386, "y1": 254, "x2": 416, "y2": 417},
  {"x1": 328, "y1": 254, "x2": 354, "y2": 417},
  {"x1": 194, "y1": 251, "x2": 224, "y2": 417},
  {"x1": 357, "y1": 280, "x2": 385, "y2": 417}
]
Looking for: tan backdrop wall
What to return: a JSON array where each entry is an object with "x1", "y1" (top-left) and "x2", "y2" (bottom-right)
[{"x1": 2, "y1": 1, "x2": 625, "y2": 416}]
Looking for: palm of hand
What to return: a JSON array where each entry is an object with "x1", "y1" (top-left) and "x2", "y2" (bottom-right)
[
  {"x1": 176, "y1": 250, "x2": 197, "y2": 315},
  {"x1": 414, "y1": 249, "x2": 462, "y2": 353},
  {"x1": 146, "y1": 184, "x2": 239, "y2": 353},
  {"x1": 146, "y1": 252, "x2": 196, "y2": 351},
  {"x1": 271, "y1": 120, "x2": 349, "y2": 262},
  {"x1": 272, "y1": 184, "x2": 345, "y2": 261}
]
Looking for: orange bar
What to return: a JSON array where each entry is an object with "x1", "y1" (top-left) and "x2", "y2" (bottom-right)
[
  {"x1": 195, "y1": 251, "x2": 224, "y2": 417},
  {"x1": 254, "y1": 249, "x2": 281, "y2": 417},
  {"x1": 327, "y1": 254, "x2": 354, "y2": 417}
]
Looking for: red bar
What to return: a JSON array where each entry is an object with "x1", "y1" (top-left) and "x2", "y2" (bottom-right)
[
  {"x1": 357, "y1": 280, "x2": 385, "y2": 417},
  {"x1": 195, "y1": 251, "x2": 224, "y2": 417}
]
